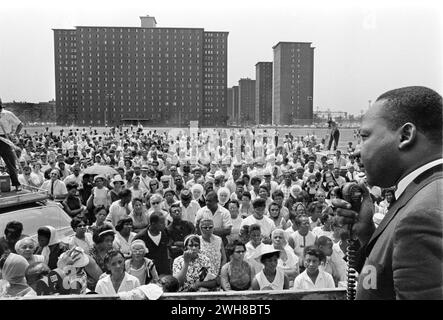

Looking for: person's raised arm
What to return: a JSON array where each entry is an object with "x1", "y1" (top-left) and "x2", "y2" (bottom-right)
[{"x1": 173, "y1": 251, "x2": 192, "y2": 287}]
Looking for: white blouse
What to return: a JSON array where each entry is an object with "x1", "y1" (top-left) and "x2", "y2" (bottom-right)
[{"x1": 95, "y1": 272, "x2": 140, "y2": 295}]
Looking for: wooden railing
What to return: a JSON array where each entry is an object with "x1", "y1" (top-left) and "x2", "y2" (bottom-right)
[{"x1": 6, "y1": 288, "x2": 346, "y2": 300}]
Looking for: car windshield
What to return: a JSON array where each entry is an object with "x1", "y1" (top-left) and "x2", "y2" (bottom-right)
[{"x1": 0, "y1": 205, "x2": 72, "y2": 238}]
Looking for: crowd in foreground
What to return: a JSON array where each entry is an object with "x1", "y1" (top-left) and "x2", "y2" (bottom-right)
[{"x1": 0, "y1": 126, "x2": 395, "y2": 298}]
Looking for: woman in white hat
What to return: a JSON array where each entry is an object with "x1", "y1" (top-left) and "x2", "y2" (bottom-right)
[
  {"x1": 107, "y1": 175, "x2": 125, "y2": 204},
  {"x1": 250, "y1": 245, "x2": 289, "y2": 290}
]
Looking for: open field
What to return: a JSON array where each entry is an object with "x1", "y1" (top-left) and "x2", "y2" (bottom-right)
[{"x1": 23, "y1": 125, "x2": 359, "y2": 153}]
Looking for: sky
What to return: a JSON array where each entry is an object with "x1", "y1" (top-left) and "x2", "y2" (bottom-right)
[{"x1": 0, "y1": 0, "x2": 442, "y2": 115}]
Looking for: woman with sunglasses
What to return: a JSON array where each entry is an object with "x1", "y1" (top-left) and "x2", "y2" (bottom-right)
[
  {"x1": 220, "y1": 240, "x2": 254, "y2": 291},
  {"x1": 199, "y1": 218, "x2": 226, "y2": 279},
  {"x1": 172, "y1": 235, "x2": 217, "y2": 292},
  {"x1": 147, "y1": 194, "x2": 171, "y2": 225}
]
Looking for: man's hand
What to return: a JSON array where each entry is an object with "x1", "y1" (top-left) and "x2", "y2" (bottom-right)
[{"x1": 332, "y1": 181, "x2": 376, "y2": 245}]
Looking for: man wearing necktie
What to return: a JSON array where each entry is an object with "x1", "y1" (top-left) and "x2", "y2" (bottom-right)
[
  {"x1": 41, "y1": 169, "x2": 68, "y2": 201},
  {"x1": 334, "y1": 86, "x2": 442, "y2": 300}
]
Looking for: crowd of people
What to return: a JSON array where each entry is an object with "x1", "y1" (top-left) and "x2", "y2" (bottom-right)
[{"x1": 0, "y1": 124, "x2": 396, "y2": 298}]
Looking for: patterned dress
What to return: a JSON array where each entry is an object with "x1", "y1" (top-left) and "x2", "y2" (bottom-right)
[
  {"x1": 199, "y1": 235, "x2": 222, "y2": 275},
  {"x1": 172, "y1": 253, "x2": 216, "y2": 291}
]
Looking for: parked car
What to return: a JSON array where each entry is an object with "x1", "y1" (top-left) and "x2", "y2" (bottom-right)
[{"x1": 0, "y1": 203, "x2": 74, "y2": 242}]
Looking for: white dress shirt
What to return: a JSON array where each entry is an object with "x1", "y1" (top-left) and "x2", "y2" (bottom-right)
[{"x1": 395, "y1": 158, "x2": 443, "y2": 200}]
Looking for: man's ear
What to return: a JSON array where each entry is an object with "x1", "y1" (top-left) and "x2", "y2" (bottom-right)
[{"x1": 398, "y1": 123, "x2": 416, "y2": 150}]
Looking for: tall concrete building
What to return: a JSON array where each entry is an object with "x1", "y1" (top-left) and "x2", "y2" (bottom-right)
[
  {"x1": 53, "y1": 16, "x2": 228, "y2": 127},
  {"x1": 255, "y1": 62, "x2": 273, "y2": 125},
  {"x1": 238, "y1": 78, "x2": 256, "y2": 126},
  {"x1": 272, "y1": 42, "x2": 314, "y2": 125}
]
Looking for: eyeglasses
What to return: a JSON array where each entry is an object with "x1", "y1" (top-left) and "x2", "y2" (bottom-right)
[
  {"x1": 77, "y1": 224, "x2": 87, "y2": 228},
  {"x1": 234, "y1": 250, "x2": 245, "y2": 254},
  {"x1": 201, "y1": 226, "x2": 213, "y2": 230},
  {"x1": 151, "y1": 201, "x2": 160, "y2": 205}
]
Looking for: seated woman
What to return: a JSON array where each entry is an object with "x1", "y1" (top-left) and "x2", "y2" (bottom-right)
[
  {"x1": 14, "y1": 237, "x2": 44, "y2": 264},
  {"x1": 312, "y1": 211, "x2": 335, "y2": 240},
  {"x1": 95, "y1": 250, "x2": 140, "y2": 295},
  {"x1": 129, "y1": 176, "x2": 145, "y2": 200},
  {"x1": 191, "y1": 183, "x2": 206, "y2": 208},
  {"x1": 107, "y1": 175, "x2": 125, "y2": 204},
  {"x1": 172, "y1": 235, "x2": 217, "y2": 292},
  {"x1": 67, "y1": 216, "x2": 94, "y2": 253},
  {"x1": 89, "y1": 206, "x2": 114, "y2": 233},
  {"x1": 35, "y1": 226, "x2": 67, "y2": 270},
  {"x1": 251, "y1": 246, "x2": 289, "y2": 290},
  {"x1": 89, "y1": 225, "x2": 116, "y2": 276},
  {"x1": 220, "y1": 240, "x2": 254, "y2": 291},
  {"x1": 292, "y1": 246, "x2": 335, "y2": 290},
  {"x1": 0, "y1": 253, "x2": 36, "y2": 297},
  {"x1": 147, "y1": 194, "x2": 172, "y2": 226},
  {"x1": 199, "y1": 218, "x2": 227, "y2": 278},
  {"x1": 244, "y1": 224, "x2": 265, "y2": 275},
  {"x1": 129, "y1": 198, "x2": 149, "y2": 234},
  {"x1": 268, "y1": 202, "x2": 289, "y2": 230},
  {"x1": 113, "y1": 218, "x2": 137, "y2": 259},
  {"x1": 217, "y1": 187, "x2": 231, "y2": 210},
  {"x1": 270, "y1": 229, "x2": 299, "y2": 286},
  {"x1": 62, "y1": 182, "x2": 88, "y2": 218},
  {"x1": 125, "y1": 240, "x2": 159, "y2": 285}
]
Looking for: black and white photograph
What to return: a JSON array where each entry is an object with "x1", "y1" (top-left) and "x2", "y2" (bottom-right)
[{"x1": 0, "y1": 0, "x2": 441, "y2": 307}]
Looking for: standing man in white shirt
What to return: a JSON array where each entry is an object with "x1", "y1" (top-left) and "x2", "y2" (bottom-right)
[
  {"x1": 178, "y1": 189, "x2": 201, "y2": 224},
  {"x1": 0, "y1": 98, "x2": 23, "y2": 191},
  {"x1": 195, "y1": 191, "x2": 232, "y2": 242}
]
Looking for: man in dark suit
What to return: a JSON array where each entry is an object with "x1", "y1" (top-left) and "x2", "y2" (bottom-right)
[{"x1": 334, "y1": 86, "x2": 442, "y2": 299}]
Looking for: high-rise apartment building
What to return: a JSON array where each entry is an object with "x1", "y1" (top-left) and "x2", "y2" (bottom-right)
[
  {"x1": 272, "y1": 42, "x2": 314, "y2": 125},
  {"x1": 238, "y1": 78, "x2": 256, "y2": 126},
  {"x1": 255, "y1": 62, "x2": 273, "y2": 125},
  {"x1": 53, "y1": 16, "x2": 228, "y2": 127}
]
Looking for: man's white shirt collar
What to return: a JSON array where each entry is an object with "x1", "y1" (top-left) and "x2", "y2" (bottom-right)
[{"x1": 395, "y1": 158, "x2": 443, "y2": 200}]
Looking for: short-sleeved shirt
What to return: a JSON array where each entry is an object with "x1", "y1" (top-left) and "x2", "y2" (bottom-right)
[
  {"x1": 180, "y1": 201, "x2": 201, "y2": 224},
  {"x1": 195, "y1": 205, "x2": 232, "y2": 230},
  {"x1": 292, "y1": 270, "x2": 335, "y2": 290},
  {"x1": 240, "y1": 215, "x2": 275, "y2": 238},
  {"x1": 0, "y1": 109, "x2": 21, "y2": 133},
  {"x1": 95, "y1": 272, "x2": 140, "y2": 295}
]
